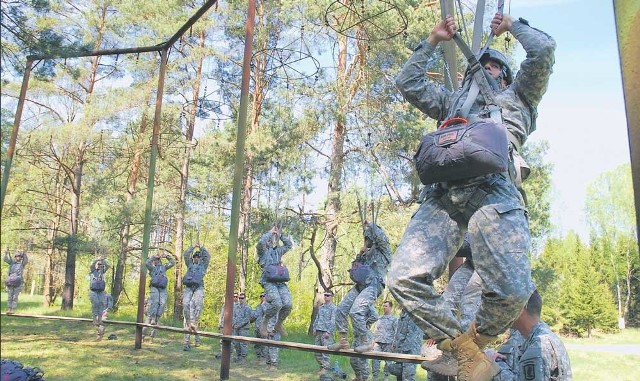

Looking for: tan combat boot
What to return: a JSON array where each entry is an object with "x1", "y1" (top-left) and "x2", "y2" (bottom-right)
[
  {"x1": 354, "y1": 335, "x2": 375, "y2": 353},
  {"x1": 448, "y1": 324, "x2": 500, "y2": 381},
  {"x1": 421, "y1": 341, "x2": 458, "y2": 376},
  {"x1": 327, "y1": 332, "x2": 350, "y2": 350}
]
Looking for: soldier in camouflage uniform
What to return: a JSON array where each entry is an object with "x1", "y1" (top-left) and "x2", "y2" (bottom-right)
[
  {"x1": 313, "y1": 291, "x2": 337, "y2": 374},
  {"x1": 253, "y1": 293, "x2": 268, "y2": 363},
  {"x1": 491, "y1": 290, "x2": 572, "y2": 381},
  {"x1": 4, "y1": 251, "x2": 28, "y2": 314},
  {"x1": 328, "y1": 221, "x2": 392, "y2": 364},
  {"x1": 389, "y1": 13, "x2": 555, "y2": 381},
  {"x1": 257, "y1": 226, "x2": 293, "y2": 338},
  {"x1": 232, "y1": 292, "x2": 253, "y2": 363},
  {"x1": 89, "y1": 256, "x2": 110, "y2": 340},
  {"x1": 142, "y1": 253, "x2": 176, "y2": 343},
  {"x1": 182, "y1": 244, "x2": 210, "y2": 351},
  {"x1": 385, "y1": 309, "x2": 423, "y2": 381},
  {"x1": 371, "y1": 300, "x2": 398, "y2": 379}
]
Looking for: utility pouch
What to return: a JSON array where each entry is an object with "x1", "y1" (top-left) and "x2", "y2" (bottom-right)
[
  {"x1": 263, "y1": 263, "x2": 290, "y2": 283},
  {"x1": 4, "y1": 274, "x2": 22, "y2": 288},
  {"x1": 90, "y1": 278, "x2": 106, "y2": 292},
  {"x1": 182, "y1": 269, "x2": 204, "y2": 288},
  {"x1": 348, "y1": 261, "x2": 371, "y2": 285},
  {"x1": 414, "y1": 120, "x2": 509, "y2": 185},
  {"x1": 150, "y1": 273, "x2": 168, "y2": 289}
]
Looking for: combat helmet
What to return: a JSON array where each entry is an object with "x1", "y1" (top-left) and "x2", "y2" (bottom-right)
[{"x1": 479, "y1": 48, "x2": 513, "y2": 85}]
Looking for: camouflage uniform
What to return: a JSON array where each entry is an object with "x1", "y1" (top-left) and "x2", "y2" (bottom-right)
[
  {"x1": 350, "y1": 303, "x2": 380, "y2": 380},
  {"x1": 493, "y1": 322, "x2": 572, "y2": 381},
  {"x1": 253, "y1": 301, "x2": 268, "y2": 360},
  {"x1": 313, "y1": 299, "x2": 337, "y2": 370},
  {"x1": 89, "y1": 258, "x2": 110, "y2": 339},
  {"x1": 372, "y1": 312, "x2": 398, "y2": 377},
  {"x1": 439, "y1": 260, "x2": 482, "y2": 333},
  {"x1": 182, "y1": 246, "x2": 210, "y2": 348},
  {"x1": 4, "y1": 252, "x2": 28, "y2": 313},
  {"x1": 143, "y1": 254, "x2": 176, "y2": 341},
  {"x1": 257, "y1": 231, "x2": 293, "y2": 332},
  {"x1": 389, "y1": 18, "x2": 556, "y2": 340},
  {"x1": 386, "y1": 310, "x2": 423, "y2": 381},
  {"x1": 335, "y1": 223, "x2": 392, "y2": 341},
  {"x1": 232, "y1": 298, "x2": 253, "y2": 362}
]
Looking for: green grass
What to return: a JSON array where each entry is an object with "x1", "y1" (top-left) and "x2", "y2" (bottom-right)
[{"x1": 2, "y1": 294, "x2": 639, "y2": 380}]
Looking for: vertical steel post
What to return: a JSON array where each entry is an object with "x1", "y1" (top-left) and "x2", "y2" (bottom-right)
[
  {"x1": 220, "y1": 0, "x2": 256, "y2": 378},
  {"x1": 1, "y1": 59, "x2": 33, "y2": 212},
  {"x1": 613, "y1": 0, "x2": 640, "y2": 254},
  {"x1": 135, "y1": 48, "x2": 168, "y2": 349}
]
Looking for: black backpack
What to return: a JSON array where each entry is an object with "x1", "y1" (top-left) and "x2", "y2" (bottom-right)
[
  {"x1": 150, "y1": 273, "x2": 168, "y2": 289},
  {"x1": 182, "y1": 268, "x2": 203, "y2": 288},
  {"x1": 0, "y1": 359, "x2": 45, "y2": 381}
]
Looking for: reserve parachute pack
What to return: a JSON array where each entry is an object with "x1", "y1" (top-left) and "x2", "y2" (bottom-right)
[
  {"x1": 348, "y1": 261, "x2": 371, "y2": 285},
  {"x1": 4, "y1": 274, "x2": 22, "y2": 288},
  {"x1": 150, "y1": 273, "x2": 168, "y2": 289},
  {"x1": 182, "y1": 268, "x2": 204, "y2": 288},
  {"x1": 90, "y1": 277, "x2": 106, "y2": 292},
  {"x1": 414, "y1": 119, "x2": 509, "y2": 185},
  {"x1": 263, "y1": 263, "x2": 290, "y2": 283},
  {"x1": 0, "y1": 359, "x2": 45, "y2": 381}
]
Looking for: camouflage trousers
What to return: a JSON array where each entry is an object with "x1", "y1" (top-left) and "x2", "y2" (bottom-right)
[
  {"x1": 182, "y1": 286, "x2": 205, "y2": 344},
  {"x1": 90, "y1": 290, "x2": 108, "y2": 318},
  {"x1": 438, "y1": 260, "x2": 482, "y2": 333},
  {"x1": 143, "y1": 287, "x2": 168, "y2": 338},
  {"x1": 372, "y1": 342, "x2": 393, "y2": 376},
  {"x1": 262, "y1": 282, "x2": 292, "y2": 330},
  {"x1": 266, "y1": 331, "x2": 281, "y2": 365},
  {"x1": 335, "y1": 281, "x2": 382, "y2": 337},
  {"x1": 6, "y1": 285, "x2": 22, "y2": 309},
  {"x1": 254, "y1": 328, "x2": 266, "y2": 358},
  {"x1": 314, "y1": 331, "x2": 333, "y2": 369},
  {"x1": 387, "y1": 361, "x2": 418, "y2": 381},
  {"x1": 388, "y1": 173, "x2": 534, "y2": 339},
  {"x1": 233, "y1": 327, "x2": 250, "y2": 358},
  {"x1": 350, "y1": 335, "x2": 370, "y2": 379}
]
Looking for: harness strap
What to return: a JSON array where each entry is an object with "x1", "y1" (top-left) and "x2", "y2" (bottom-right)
[{"x1": 437, "y1": 177, "x2": 498, "y2": 227}]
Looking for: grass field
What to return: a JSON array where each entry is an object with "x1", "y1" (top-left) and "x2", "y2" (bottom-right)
[{"x1": 2, "y1": 294, "x2": 639, "y2": 380}]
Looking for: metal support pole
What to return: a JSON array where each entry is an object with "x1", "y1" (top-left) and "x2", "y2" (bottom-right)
[
  {"x1": 613, "y1": 0, "x2": 640, "y2": 254},
  {"x1": 1, "y1": 59, "x2": 33, "y2": 212},
  {"x1": 220, "y1": 0, "x2": 256, "y2": 379},
  {"x1": 135, "y1": 48, "x2": 169, "y2": 349}
]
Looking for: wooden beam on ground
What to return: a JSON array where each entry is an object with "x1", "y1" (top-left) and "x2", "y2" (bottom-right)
[{"x1": 1, "y1": 313, "x2": 431, "y2": 363}]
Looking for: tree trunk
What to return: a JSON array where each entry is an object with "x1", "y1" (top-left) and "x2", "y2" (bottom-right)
[{"x1": 61, "y1": 158, "x2": 84, "y2": 310}]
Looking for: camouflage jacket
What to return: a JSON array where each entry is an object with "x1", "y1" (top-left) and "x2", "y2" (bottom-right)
[
  {"x1": 233, "y1": 302, "x2": 253, "y2": 330},
  {"x1": 89, "y1": 258, "x2": 110, "y2": 283},
  {"x1": 313, "y1": 302, "x2": 337, "y2": 334},
  {"x1": 4, "y1": 252, "x2": 28, "y2": 279},
  {"x1": 183, "y1": 246, "x2": 211, "y2": 276},
  {"x1": 374, "y1": 313, "x2": 398, "y2": 344},
  {"x1": 145, "y1": 255, "x2": 176, "y2": 278},
  {"x1": 395, "y1": 19, "x2": 556, "y2": 148},
  {"x1": 494, "y1": 321, "x2": 572, "y2": 381},
  {"x1": 253, "y1": 302, "x2": 268, "y2": 328},
  {"x1": 257, "y1": 232, "x2": 293, "y2": 268},
  {"x1": 393, "y1": 310, "x2": 423, "y2": 354}
]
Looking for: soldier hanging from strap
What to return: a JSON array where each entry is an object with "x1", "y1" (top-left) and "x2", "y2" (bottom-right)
[{"x1": 389, "y1": 9, "x2": 555, "y2": 381}]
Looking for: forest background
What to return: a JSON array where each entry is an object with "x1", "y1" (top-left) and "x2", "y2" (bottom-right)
[{"x1": 1, "y1": 0, "x2": 637, "y2": 341}]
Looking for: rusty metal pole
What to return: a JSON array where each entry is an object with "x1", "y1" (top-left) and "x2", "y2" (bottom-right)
[
  {"x1": 613, "y1": 0, "x2": 640, "y2": 254},
  {"x1": 1, "y1": 59, "x2": 33, "y2": 212},
  {"x1": 220, "y1": 0, "x2": 256, "y2": 379},
  {"x1": 135, "y1": 48, "x2": 169, "y2": 349}
]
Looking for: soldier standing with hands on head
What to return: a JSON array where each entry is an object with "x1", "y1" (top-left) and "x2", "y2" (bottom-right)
[
  {"x1": 4, "y1": 251, "x2": 28, "y2": 314},
  {"x1": 89, "y1": 255, "x2": 110, "y2": 341},
  {"x1": 389, "y1": 11, "x2": 555, "y2": 381},
  {"x1": 142, "y1": 252, "x2": 176, "y2": 343},
  {"x1": 182, "y1": 242, "x2": 210, "y2": 351},
  {"x1": 257, "y1": 225, "x2": 293, "y2": 338}
]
